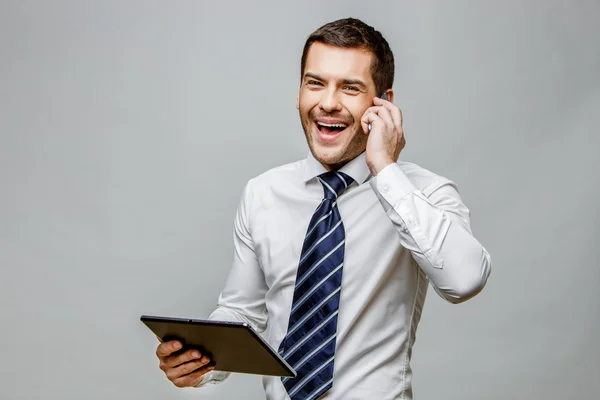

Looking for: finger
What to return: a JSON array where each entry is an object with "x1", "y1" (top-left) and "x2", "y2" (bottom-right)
[
  {"x1": 373, "y1": 97, "x2": 403, "y2": 128},
  {"x1": 379, "y1": 106, "x2": 404, "y2": 141},
  {"x1": 395, "y1": 107, "x2": 403, "y2": 127},
  {"x1": 361, "y1": 110, "x2": 384, "y2": 134},
  {"x1": 171, "y1": 363, "x2": 216, "y2": 388},
  {"x1": 167, "y1": 357, "x2": 214, "y2": 385},
  {"x1": 362, "y1": 105, "x2": 394, "y2": 127},
  {"x1": 156, "y1": 340, "x2": 182, "y2": 358},
  {"x1": 386, "y1": 106, "x2": 402, "y2": 129},
  {"x1": 161, "y1": 349, "x2": 204, "y2": 370},
  {"x1": 362, "y1": 105, "x2": 385, "y2": 117},
  {"x1": 373, "y1": 96, "x2": 392, "y2": 107},
  {"x1": 361, "y1": 107, "x2": 393, "y2": 134},
  {"x1": 375, "y1": 106, "x2": 394, "y2": 128}
]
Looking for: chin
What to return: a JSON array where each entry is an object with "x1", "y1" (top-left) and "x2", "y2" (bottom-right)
[
  {"x1": 309, "y1": 137, "x2": 342, "y2": 160},
  {"x1": 301, "y1": 117, "x2": 364, "y2": 169},
  {"x1": 309, "y1": 143, "x2": 353, "y2": 170}
]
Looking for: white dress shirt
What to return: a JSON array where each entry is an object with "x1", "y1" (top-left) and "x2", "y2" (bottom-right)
[{"x1": 197, "y1": 150, "x2": 491, "y2": 399}]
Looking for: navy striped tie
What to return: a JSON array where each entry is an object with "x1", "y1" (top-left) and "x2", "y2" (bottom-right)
[{"x1": 279, "y1": 171, "x2": 354, "y2": 400}]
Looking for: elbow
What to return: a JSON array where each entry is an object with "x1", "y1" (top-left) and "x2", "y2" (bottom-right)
[
  {"x1": 441, "y1": 250, "x2": 492, "y2": 305},
  {"x1": 443, "y1": 275, "x2": 488, "y2": 304}
]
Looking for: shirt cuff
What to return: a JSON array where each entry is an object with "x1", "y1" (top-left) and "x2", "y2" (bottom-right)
[
  {"x1": 195, "y1": 369, "x2": 229, "y2": 387},
  {"x1": 369, "y1": 162, "x2": 418, "y2": 210}
]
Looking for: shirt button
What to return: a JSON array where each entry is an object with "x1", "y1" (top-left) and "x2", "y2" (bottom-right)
[{"x1": 382, "y1": 184, "x2": 389, "y2": 193}]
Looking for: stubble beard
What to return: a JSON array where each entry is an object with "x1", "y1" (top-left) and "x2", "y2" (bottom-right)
[{"x1": 299, "y1": 108, "x2": 367, "y2": 171}]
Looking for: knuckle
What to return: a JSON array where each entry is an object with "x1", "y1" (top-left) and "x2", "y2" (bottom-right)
[
  {"x1": 181, "y1": 362, "x2": 193, "y2": 375},
  {"x1": 175, "y1": 353, "x2": 185, "y2": 365},
  {"x1": 179, "y1": 352, "x2": 193, "y2": 364},
  {"x1": 157, "y1": 343, "x2": 171, "y2": 357},
  {"x1": 165, "y1": 369, "x2": 178, "y2": 381},
  {"x1": 172, "y1": 378, "x2": 185, "y2": 388},
  {"x1": 159, "y1": 361, "x2": 166, "y2": 371},
  {"x1": 192, "y1": 359, "x2": 205, "y2": 371},
  {"x1": 186, "y1": 361, "x2": 203, "y2": 375}
]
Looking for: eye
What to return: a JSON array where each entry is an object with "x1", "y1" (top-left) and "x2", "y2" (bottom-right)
[
  {"x1": 306, "y1": 80, "x2": 323, "y2": 86},
  {"x1": 343, "y1": 86, "x2": 360, "y2": 92}
]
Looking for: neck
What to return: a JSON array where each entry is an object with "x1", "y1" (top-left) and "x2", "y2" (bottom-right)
[{"x1": 321, "y1": 160, "x2": 348, "y2": 171}]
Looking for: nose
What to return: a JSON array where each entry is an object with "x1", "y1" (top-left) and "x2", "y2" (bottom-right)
[{"x1": 319, "y1": 88, "x2": 342, "y2": 113}]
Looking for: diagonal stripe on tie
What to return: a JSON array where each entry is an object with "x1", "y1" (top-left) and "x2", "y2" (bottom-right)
[
  {"x1": 299, "y1": 219, "x2": 343, "y2": 265},
  {"x1": 291, "y1": 262, "x2": 344, "y2": 314},
  {"x1": 279, "y1": 170, "x2": 354, "y2": 400},
  {"x1": 282, "y1": 310, "x2": 338, "y2": 359}
]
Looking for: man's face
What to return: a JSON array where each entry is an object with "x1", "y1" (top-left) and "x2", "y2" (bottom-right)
[{"x1": 297, "y1": 42, "x2": 378, "y2": 170}]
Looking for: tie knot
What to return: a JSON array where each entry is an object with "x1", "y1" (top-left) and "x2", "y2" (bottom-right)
[{"x1": 318, "y1": 171, "x2": 354, "y2": 199}]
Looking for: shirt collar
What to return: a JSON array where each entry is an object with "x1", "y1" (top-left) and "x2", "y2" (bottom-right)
[{"x1": 303, "y1": 150, "x2": 372, "y2": 185}]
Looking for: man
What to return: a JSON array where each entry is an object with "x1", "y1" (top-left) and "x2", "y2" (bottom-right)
[{"x1": 155, "y1": 17, "x2": 491, "y2": 399}]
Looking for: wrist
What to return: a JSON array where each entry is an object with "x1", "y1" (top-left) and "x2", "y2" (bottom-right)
[{"x1": 368, "y1": 157, "x2": 395, "y2": 176}]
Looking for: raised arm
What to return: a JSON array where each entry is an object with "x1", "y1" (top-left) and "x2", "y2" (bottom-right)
[
  {"x1": 370, "y1": 163, "x2": 491, "y2": 303},
  {"x1": 362, "y1": 95, "x2": 491, "y2": 303}
]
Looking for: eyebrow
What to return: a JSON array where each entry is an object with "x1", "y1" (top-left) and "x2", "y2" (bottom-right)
[{"x1": 303, "y1": 73, "x2": 367, "y2": 87}]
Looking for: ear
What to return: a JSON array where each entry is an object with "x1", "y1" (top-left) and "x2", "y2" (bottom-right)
[{"x1": 385, "y1": 89, "x2": 395, "y2": 103}]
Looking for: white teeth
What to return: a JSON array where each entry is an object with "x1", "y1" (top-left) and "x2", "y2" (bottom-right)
[{"x1": 317, "y1": 122, "x2": 347, "y2": 128}]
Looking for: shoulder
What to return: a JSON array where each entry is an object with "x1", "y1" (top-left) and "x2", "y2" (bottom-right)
[{"x1": 240, "y1": 158, "x2": 306, "y2": 199}]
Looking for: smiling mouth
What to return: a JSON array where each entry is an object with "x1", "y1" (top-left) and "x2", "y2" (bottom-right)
[{"x1": 315, "y1": 121, "x2": 348, "y2": 135}]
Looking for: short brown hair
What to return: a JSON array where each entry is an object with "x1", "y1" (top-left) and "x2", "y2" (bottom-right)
[{"x1": 300, "y1": 18, "x2": 395, "y2": 95}]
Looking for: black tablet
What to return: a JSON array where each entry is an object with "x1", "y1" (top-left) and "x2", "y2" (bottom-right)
[{"x1": 140, "y1": 315, "x2": 296, "y2": 377}]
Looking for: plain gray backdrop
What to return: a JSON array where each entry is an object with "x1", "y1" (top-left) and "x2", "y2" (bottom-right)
[{"x1": 1, "y1": 1, "x2": 598, "y2": 399}]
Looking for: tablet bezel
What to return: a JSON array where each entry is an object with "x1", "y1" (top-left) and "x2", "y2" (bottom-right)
[{"x1": 140, "y1": 315, "x2": 296, "y2": 378}]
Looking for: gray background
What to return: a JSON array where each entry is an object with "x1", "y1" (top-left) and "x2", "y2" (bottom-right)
[{"x1": 1, "y1": 0, "x2": 598, "y2": 399}]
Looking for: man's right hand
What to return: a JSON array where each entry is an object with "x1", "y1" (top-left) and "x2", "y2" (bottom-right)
[{"x1": 156, "y1": 340, "x2": 215, "y2": 387}]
